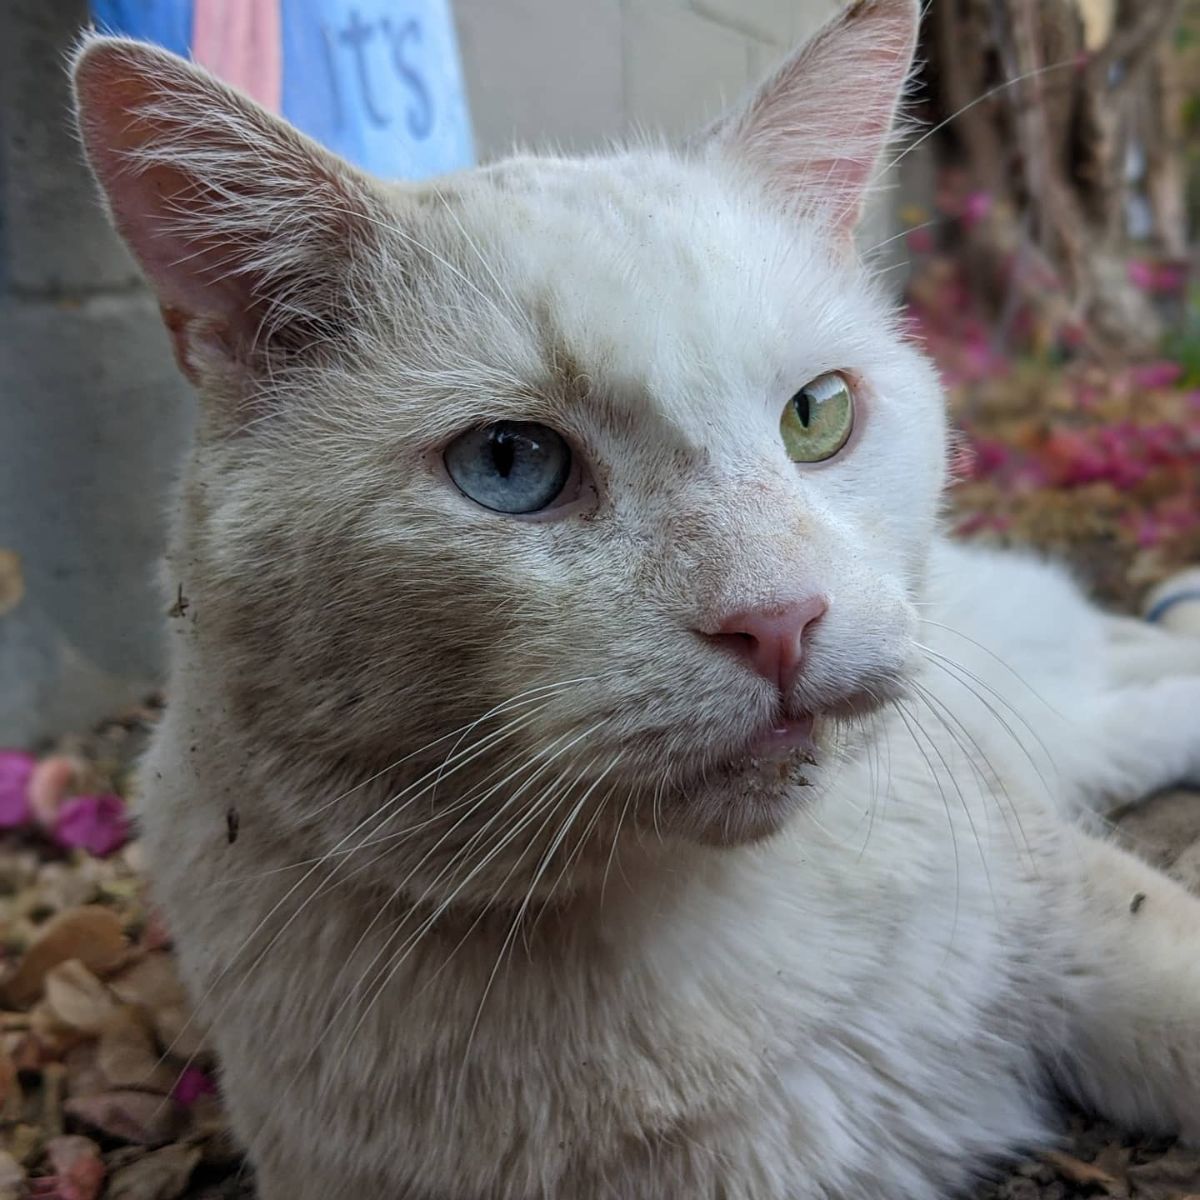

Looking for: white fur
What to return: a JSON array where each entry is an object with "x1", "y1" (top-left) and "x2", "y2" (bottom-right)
[{"x1": 71, "y1": 3, "x2": 1200, "y2": 1197}]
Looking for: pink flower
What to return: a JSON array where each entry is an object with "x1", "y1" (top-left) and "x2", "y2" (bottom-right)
[
  {"x1": 1060, "y1": 321, "x2": 1087, "y2": 350},
  {"x1": 1128, "y1": 258, "x2": 1188, "y2": 295},
  {"x1": 30, "y1": 1136, "x2": 106, "y2": 1200},
  {"x1": 971, "y1": 438, "x2": 1012, "y2": 477},
  {"x1": 1152, "y1": 262, "x2": 1188, "y2": 294},
  {"x1": 28, "y1": 754, "x2": 82, "y2": 830},
  {"x1": 1127, "y1": 259, "x2": 1157, "y2": 291},
  {"x1": 171, "y1": 1065, "x2": 217, "y2": 1106},
  {"x1": 1130, "y1": 361, "x2": 1183, "y2": 390},
  {"x1": 53, "y1": 793, "x2": 130, "y2": 858},
  {"x1": 0, "y1": 749, "x2": 36, "y2": 828},
  {"x1": 905, "y1": 227, "x2": 935, "y2": 254},
  {"x1": 1010, "y1": 462, "x2": 1050, "y2": 492},
  {"x1": 1127, "y1": 513, "x2": 1165, "y2": 549},
  {"x1": 961, "y1": 191, "x2": 993, "y2": 229}
]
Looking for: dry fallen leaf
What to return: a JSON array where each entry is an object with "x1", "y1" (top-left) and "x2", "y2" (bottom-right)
[
  {"x1": 109, "y1": 953, "x2": 205, "y2": 1063},
  {"x1": 63, "y1": 1090, "x2": 180, "y2": 1146},
  {"x1": 1043, "y1": 1148, "x2": 1127, "y2": 1194},
  {"x1": 2, "y1": 1122, "x2": 41, "y2": 1167},
  {"x1": 2, "y1": 908, "x2": 127, "y2": 1009},
  {"x1": 41, "y1": 961, "x2": 120, "y2": 1036},
  {"x1": 27, "y1": 757, "x2": 87, "y2": 834},
  {"x1": 41, "y1": 1134, "x2": 105, "y2": 1200},
  {"x1": 0, "y1": 1147, "x2": 23, "y2": 1184},
  {"x1": 106, "y1": 1142, "x2": 201, "y2": 1200},
  {"x1": 109, "y1": 954, "x2": 187, "y2": 1015},
  {"x1": 95, "y1": 1007, "x2": 177, "y2": 1094},
  {"x1": 0, "y1": 1047, "x2": 16, "y2": 1116},
  {"x1": 60, "y1": 1041, "x2": 107, "y2": 1103},
  {"x1": 1127, "y1": 1146, "x2": 1200, "y2": 1197}
]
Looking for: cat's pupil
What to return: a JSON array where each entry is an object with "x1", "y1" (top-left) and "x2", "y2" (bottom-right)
[
  {"x1": 490, "y1": 428, "x2": 518, "y2": 478},
  {"x1": 793, "y1": 392, "x2": 812, "y2": 428}
]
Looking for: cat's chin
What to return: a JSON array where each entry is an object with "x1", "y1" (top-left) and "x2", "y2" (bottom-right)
[{"x1": 656, "y1": 743, "x2": 823, "y2": 848}]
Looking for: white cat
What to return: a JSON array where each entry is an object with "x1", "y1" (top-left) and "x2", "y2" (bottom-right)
[{"x1": 72, "y1": 2, "x2": 1200, "y2": 1197}]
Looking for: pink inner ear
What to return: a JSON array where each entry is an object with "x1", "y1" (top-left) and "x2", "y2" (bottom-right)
[
  {"x1": 715, "y1": 0, "x2": 918, "y2": 236},
  {"x1": 75, "y1": 48, "x2": 262, "y2": 331},
  {"x1": 75, "y1": 37, "x2": 378, "y2": 390},
  {"x1": 111, "y1": 164, "x2": 256, "y2": 323}
]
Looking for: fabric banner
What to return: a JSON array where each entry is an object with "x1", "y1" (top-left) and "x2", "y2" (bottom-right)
[{"x1": 89, "y1": 0, "x2": 475, "y2": 180}]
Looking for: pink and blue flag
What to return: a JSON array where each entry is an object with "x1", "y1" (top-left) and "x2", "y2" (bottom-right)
[{"x1": 90, "y1": 0, "x2": 474, "y2": 179}]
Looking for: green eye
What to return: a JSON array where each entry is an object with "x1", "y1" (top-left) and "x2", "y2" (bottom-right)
[{"x1": 780, "y1": 372, "x2": 855, "y2": 463}]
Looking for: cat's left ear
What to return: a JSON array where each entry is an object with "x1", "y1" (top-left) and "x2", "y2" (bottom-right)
[
  {"x1": 699, "y1": 0, "x2": 919, "y2": 239},
  {"x1": 72, "y1": 35, "x2": 388, "y2": 397}
]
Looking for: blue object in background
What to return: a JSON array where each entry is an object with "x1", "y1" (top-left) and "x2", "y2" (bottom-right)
[
  {"x1": 281, "y1": 0, "x2": 474, "y2": 180},
  {"x1": 89, "y1": 0, "x2": 475, "y2": 180},
  {"x1": 90, "y1": 0, "x2": 194, "y2": 57}
]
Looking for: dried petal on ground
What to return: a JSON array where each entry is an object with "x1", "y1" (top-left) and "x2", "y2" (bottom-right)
[
  {"x1": 109, "y1": 955, "x2": 188, "y2": 1017},
  {"x1": 137, "y1": 909, "x2": 172, "y2": 953},
  {"x1": 170, "y1": 1066, "x2": 216, "y2": 1108},
  {"x1": 0, "y1": 1046, "x2": 16, "y2": 1113},
  {"x1": 63, "y1": 1090, "x2": 181, "y2": 1146},
  {"x1": 0, "y1": 1149, "x2": 23, "y2": 1191},
  {"x1": 62, "y1": 1041, "x2": 108, "y2": 1102},
  {"x1": 31, "y1": 862, "x2": 104, "y2": 916},
  {"x1": 1, "y1": 907, "x2": 128, "y2": 1009},
  {"x1": 0, "y1": 750, "x2": 36, "y2": 829},
  {"x1": 106, "y1": 1143, "x2": 202, "y2": 1200},
  {"x1": 53, "y1": 795, "x2": 130, "y2": 859},
  {"x1": 109, "y1": 955, "x2": 205, "y2": 1062},
  {"x1": 41, "y1": 961, "x2": 120, "y2": 1036},
  {"x1": 39, "y1": 1134, "x2": 105, "y2": 1200},
  {"x1": 95, "y1": 1007, "x2": 178, "y2": 1094},
  {"x1": 1043, "y1": 1149, "x2": 1127, "y2": 1194},
  {"x1": 3, "y1": 1122, "x2": 42, "y2": 1166},
  {"x1": 28, "y1": 758, "x2": 86, "y2": 832},
  {"x1": 1127, "y1": 1145, "x2": 1200, "y2": 1198}
]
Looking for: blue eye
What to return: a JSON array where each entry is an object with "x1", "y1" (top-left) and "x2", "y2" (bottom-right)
[{"x1": 444, "y1": 421, "x2": 572, "y2": 514}]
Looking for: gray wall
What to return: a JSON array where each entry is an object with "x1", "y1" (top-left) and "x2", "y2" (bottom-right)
[
  {"x1": 453, "y1": 0, "x2": 842, "y2": 156},
  {"x1": 0, "y1": 0, "x2": 847, "y2": 746},
  {"x1": 0, "y1": 0, "x2": 196, "y2": 747},
  {"x1": 451, "y1": 0, "x2": 900, "y2": 258}
]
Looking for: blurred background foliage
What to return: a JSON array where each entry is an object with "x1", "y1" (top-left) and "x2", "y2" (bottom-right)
[{"x1": 904, "y1": 0, "x2": 1200, "y2": 607}]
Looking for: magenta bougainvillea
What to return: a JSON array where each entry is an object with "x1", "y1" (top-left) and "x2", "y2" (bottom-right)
[
  {"x1": 0, "y1": 752, "x2": 130, "y2": 858},
  {"x1": 900, "y1": 175, "x2": 1199, "y2": 608}
]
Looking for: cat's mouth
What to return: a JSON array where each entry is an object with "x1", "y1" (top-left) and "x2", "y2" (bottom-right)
[
  {"x1": 747, "y1": 714, "x2": 817, "y2": 761},
  {"x1": 648, "y1": 686, "x2": 890, "y2": 846},
  {"x1": 696, "y1": 713, "x2": 822, "y2": 788},
  {"x1": 708, "y1": 685, "x2": 885, "y2": 777}
]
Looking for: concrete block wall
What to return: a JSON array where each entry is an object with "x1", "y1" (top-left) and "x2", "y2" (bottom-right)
[
  {"x1": 0, "y1": 0, "x2": 196, "y2": 746},
  {"x1": 453, "y1": 0, "x2": 844, "y2": 156}
]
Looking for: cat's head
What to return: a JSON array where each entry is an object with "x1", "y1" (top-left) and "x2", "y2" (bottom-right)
[{"x1": 74, "y1": 0, "x2": 943, "y2": 878}]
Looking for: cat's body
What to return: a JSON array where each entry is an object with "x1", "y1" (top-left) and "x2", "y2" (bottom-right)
[
  {"x1": 72, "y1": 3, "x2": 1200, "y2": 1197},
  {"x1": 141, "y1": 537, "x2": 1200, "y2": 1199}
]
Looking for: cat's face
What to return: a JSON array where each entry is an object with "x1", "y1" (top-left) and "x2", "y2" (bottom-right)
[{"x1": 76, "y1": 1, "x2": 935, "y2": 867}]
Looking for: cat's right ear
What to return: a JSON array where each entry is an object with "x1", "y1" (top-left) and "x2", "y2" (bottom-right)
[
  {"x1": 697, "y1": 0, "x2": 919, "y2": 241},
  {"x1": 72, "y1": 35, "x2": 385, "y2": 398}
]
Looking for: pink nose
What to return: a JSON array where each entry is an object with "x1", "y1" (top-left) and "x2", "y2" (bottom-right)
[{"x1": 703, "y1": 596, "x2": 828, "y2": 694}]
